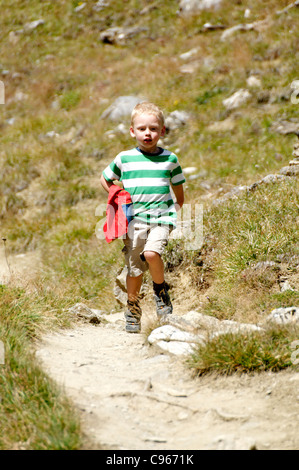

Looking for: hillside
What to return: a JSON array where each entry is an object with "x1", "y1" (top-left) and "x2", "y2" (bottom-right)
[{"x1": 0, "y1": 0, "x2": 298, "y2": 450}]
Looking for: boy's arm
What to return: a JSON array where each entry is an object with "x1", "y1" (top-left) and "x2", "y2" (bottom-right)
[
  {"x1": 100, "y1": 174, "x2": 116, "y2": 193},
  {"x1": 171, "y1": 183, "x2": 184, "y2": 210}
]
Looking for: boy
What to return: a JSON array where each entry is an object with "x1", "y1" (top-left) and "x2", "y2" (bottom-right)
[{"x1": 100, "y1": 102, "x2": 185, "y2": 333}]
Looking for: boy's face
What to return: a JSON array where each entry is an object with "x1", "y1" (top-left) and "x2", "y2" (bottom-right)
[{"x1": 130, "y1": 113, "x2": 165, "y2": 153}]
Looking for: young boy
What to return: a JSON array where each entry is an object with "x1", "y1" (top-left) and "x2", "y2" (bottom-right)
[{"x1": 100, "y1": 102, "x2": 185, "y2": 333}]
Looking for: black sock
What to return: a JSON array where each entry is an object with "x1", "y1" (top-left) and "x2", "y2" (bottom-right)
[{"x1": 153, "y1": 281, "x2": 166, "y2": 296}]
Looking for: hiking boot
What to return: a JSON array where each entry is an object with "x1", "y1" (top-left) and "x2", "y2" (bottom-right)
[
  {"x1": 154, "y1": 287, "x2": 173, "y2": 320},
  {"x1": 125, "y1": 300, "x2": 142, "y2": 333}
]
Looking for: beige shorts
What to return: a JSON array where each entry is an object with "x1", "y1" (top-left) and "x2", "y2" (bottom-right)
[{"x1": 122, "y1": 221, "x2": 173, "y2": 277}]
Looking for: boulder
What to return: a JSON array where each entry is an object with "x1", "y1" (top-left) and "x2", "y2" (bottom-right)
[
  {"x1": 148, "y1": 324, "x2": 204, "y2": 356},
  {"x1": 101, "y1": 96, "x2": 144, "y2": 121}
]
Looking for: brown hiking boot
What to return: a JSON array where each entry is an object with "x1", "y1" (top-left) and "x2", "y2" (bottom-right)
[{"x1": 125, "y1": 299, "x2": 142, "y2": 333}]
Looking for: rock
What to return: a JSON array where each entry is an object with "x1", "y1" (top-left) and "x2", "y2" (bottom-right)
[
  {"x1": 271, "y1": 120, "x2": 299, "y2": 136},
  {"x1": 221, "y1": 19, "x2": 270, "y2": 41},
  {"x1": 101, "y1": 96, "x2": 144, "y2": 121},
  {"x1": 179, "y1": 0, "x2": 223, "y2": 14},
  {"x1": 153, "y1": 340, "x2": 196, "y2": 356},
  {"x1": 93, "y1": 0, "x2": 109, "y2": 12},
  {"x1": 266, "y1": 307, "x2": 299, "y2": 325},
  {"x1": 148, "y1": 325, "x2": 203, "y2": 356},
  {"x1": 24, "y1": 19, "x2": 45, "y2": 32},
  {"x1": 74, "y1": 2, "x2": 86, "y2": 12},
  {"x1": 152, "y1": 312, "x2": 263, "y2": 354},
  {"x1": 246, "y1": 76, "x2": 262, "y2": 88},
  {"x1": 223, "y1": 89, "x2": 252, "y2": 110},
  {"x1": 280, "y1": 165, "x2": 299, "y2": 176},
  {"x1": 280, "y1": 280, "x2": 294, "y2": 292},
  {"x1": 165, "y1": 110, "x2": 191, "y2": 131},
  {"x1": 207, "y1": 117, "x2": 236, "y2": 133},
  {"x1": 179, "y1": 48, "x2": 199, "y2": 60},
  {"x1": 100, "y1": 26, "x2": 147, "y2": 45},
  {"x1": 183, "y1": 167, "x2": 198, "y2": 175},
  {"x1": 201, "y1": 22, "x2": 226, "y2": 32},
  {"x1": 68, "y1": 303, "x2": 103, "y2": 324}
]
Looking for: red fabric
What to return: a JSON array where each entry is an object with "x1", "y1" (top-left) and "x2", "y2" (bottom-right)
[{"x1": 103, "y1": 185, "x2": 133, "y2": 243}]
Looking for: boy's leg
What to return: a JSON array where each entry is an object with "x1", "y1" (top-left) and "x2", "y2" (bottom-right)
[
  {"x1": 123, "y1": 222, "x2": 149, "y2": 333},
  {"x1": 142, "y1": 225, "x2": 173, "y2": 318},
  {"x1": 142, "y1": 251, "x2": 164, "y2": 284},
  {"x1": 126, "y1": 273, "x2": 143, "y2": 303}
]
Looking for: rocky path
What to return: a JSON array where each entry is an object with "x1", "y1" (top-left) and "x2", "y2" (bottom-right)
[{"x1": 36, "y1": 311, "x2": 299, "y2": 450}]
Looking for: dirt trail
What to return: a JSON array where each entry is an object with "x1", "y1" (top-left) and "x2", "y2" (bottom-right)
[
  {"x1": 1, "y1": 250, "x2": 298, "y2": 450},
  {"x1": 36, "y1": 310, "x2": 299, "y2": 450}
]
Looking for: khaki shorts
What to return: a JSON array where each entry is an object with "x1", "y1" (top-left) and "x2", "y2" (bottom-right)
[{"x1": 122, "y1": 221, "x2": 173, "y2": 277}]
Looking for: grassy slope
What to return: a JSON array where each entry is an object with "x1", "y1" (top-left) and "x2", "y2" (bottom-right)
[{"x1": 0, "y1": 0, "x2": 298, "y2": 447}]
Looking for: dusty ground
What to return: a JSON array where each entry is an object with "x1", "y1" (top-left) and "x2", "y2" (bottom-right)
[
  {"x1": 36, "y1": 310, "x2": 299, "y2": 451},
  {"x1": 1, "y1": 249, "x2": 298, "y2": 450}
]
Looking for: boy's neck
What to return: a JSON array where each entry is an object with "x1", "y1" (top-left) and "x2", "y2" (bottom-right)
[{"x1": 137, "y1": 146, "x2": 163, "y2": 155}]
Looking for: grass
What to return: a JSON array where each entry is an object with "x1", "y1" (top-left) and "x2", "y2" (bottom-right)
[
  {"x1": 0, "y1": 284, "x2": 81, "y2": 449},
  {"x1": 188, "y1": 325, "x2": 299, "y2": 376},
  {"x1": 0, "y1": 0, "x2": 298, "y2": 449}
]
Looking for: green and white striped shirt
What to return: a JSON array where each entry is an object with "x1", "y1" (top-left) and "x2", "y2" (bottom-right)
[{"x1": 102, "y1": 147, "x2": 185, "y2": 226}]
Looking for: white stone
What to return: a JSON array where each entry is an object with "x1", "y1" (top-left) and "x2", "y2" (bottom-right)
[
  {"x1": 246, "y1": 76, "x2": 262, "y2": 88},
  {"x1": 267, "y1": 307, "x2": 299, "y2": 325},
  {"x1": 223, "y1": 89, "x2": 252, "y2": 110}
]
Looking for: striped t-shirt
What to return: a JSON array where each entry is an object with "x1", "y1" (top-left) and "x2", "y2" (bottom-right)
[{"x1": 102, "y1": 147, "x2": 185, "y2": 226}]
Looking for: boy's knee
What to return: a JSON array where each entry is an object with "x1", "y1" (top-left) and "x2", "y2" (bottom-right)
[{"x1": 143, "y1": 250, "x2": 160, "y2": 263}]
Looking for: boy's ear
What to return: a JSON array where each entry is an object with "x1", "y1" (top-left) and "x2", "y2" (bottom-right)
[
  {"x1": 130, "y1": 126, "x2": 135, "y2": 138},
  {"x1": 160, "y1": 125, "x2": 166, "y2": 137}
]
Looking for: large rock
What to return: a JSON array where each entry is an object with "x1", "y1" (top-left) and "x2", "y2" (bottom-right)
[
  {"x1": 165, "y1": 110, "x2": 191, "y2": 131},
  {"x1": 148, "y1": 325, "x2": 204, "y2": 356},
  {"x1": 101, "y1": 96, "x2": 144, "y2": 121},
  {"x1": 148, "y1": 313, "x2": 263, "y2": 356},
  {"x1": 266, "y1": 307, "x2": 299, "y2": 325}
]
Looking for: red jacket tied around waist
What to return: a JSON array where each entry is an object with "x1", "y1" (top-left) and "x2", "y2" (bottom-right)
[{"x1": 103, "y1": 185, "x2": 133, "y2": 243}]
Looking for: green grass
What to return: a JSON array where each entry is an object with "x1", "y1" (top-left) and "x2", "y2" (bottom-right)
[
  {"x1": 0, "y1": 285, "x2": 81, "y2": 449},
  {"x1": 188, "y1": 326, "x2": 299, "y2": 376}
]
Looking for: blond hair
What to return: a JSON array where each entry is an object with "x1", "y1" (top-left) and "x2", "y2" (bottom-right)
[{"x1": 131, "y1": 102, "x2": 165, "y2": 127}]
